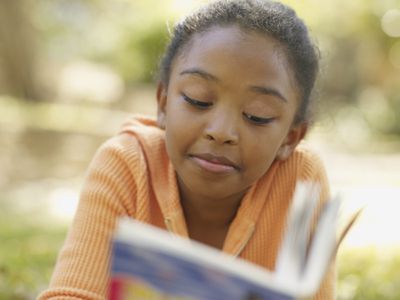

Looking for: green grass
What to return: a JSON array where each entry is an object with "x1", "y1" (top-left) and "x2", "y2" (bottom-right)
[
  {"x1": 338, "y1": 247, "x2": 400, "y2": 300},
  {"x1": 0, "y1": 199, "x2": 66, "y2": 300}
]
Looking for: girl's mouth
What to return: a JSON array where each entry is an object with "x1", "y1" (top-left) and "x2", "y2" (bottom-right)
[{"x1": 189, "y1": 153, "x2": 239, "y2": 173}]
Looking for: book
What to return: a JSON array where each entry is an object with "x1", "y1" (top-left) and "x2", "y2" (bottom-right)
[{"x1": 108, "y1": 182, "x2": 358, "y2": 300}]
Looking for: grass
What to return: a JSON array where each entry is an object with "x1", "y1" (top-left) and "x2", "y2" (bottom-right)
[
  {"x1": 0, "y1": 197, "x2": 67, "y2": 300},
  {"x1": 337, "y1": 247, "x2": 400, "y2": 300}
]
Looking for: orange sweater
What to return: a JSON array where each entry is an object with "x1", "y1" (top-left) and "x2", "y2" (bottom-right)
[{"x1": 38, "y1": 115, "x2": 334, "y2": 300}]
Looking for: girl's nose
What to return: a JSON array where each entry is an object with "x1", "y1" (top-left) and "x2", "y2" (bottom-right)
[{"x1": 203, "y1": 111, "x2": 239, "y2": 145}]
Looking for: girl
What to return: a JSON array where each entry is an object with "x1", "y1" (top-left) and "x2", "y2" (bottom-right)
[{"x1": 39, "y1": 0, "x2": 334, "y2": 299}]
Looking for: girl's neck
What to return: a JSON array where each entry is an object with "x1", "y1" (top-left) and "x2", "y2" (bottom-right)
[
  {"x1": 177, "y1": 178, "x2": 248, "y2": 232},
  {"x1": 180, "y1": 189, "x2": 246, "y2": 249}
]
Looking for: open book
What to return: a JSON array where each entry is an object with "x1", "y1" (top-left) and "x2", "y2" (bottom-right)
[{"x1": 108, "y1": 182, "x2": 359, "y2": 300}]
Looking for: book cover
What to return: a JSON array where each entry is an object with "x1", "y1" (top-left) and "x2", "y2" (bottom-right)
[
  {"x1": 108, "y1": 182, "x2": 355, "y2": 300},
  {"x1": 109, "y1": 236, "x2": 293, "y2": 300}
]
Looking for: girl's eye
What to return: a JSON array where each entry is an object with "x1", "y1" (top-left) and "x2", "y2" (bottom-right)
[
  {"x1": 243, "y1": 113, "x2": 275, "y2": 125},
  {"x1": 182, "y1": 94, "x2": 212, "y2": 109}
]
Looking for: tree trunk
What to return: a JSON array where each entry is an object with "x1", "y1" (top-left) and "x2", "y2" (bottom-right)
[{"x1": 0, "y1": 0, "x2": 39, "y2": 100}]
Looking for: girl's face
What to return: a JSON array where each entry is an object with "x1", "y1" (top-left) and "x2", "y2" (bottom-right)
[{"x1": 157, "y1": 25, "x2": 306, "y2": 201}]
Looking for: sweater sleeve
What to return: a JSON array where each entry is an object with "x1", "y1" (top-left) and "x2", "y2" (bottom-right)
[{"x1": 37, "y1": 134, "x2": 140, "y2": 300}]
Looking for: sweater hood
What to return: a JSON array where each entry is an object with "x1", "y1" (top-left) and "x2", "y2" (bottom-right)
[{"x1": 118, "y1": 115, "x2": 190, "y2": 237}]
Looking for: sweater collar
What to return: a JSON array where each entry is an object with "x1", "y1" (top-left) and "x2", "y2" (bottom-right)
[{"x1": 120, "y1": 115, "x2": 189, "y2": 238}]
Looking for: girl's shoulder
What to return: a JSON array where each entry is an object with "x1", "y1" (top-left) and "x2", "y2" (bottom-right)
[
  {"x1": 281, "y1": 144, "x2": 327, "y2": 182},
  {"x1": 291, "y1": 144, "x2": 325, "y2": 164},
  {"x1": 95, "y1": 130, "x2": 143, "y2": 163},
  {"x1": 97, "y1": 114, "x2": 164, "y2": 159},
  {"x1": 89, "y1": 115, "x2": 167, "y2": 174}
]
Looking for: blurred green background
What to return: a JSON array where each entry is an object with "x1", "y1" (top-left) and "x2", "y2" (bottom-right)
[{"x1": 1, "y1": 0, "x2": 400, "y2": 299}]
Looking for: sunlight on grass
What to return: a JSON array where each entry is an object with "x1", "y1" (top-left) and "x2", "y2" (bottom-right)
[{"x1": 47, "y1": 187, "x2": 79, "y2": 223}]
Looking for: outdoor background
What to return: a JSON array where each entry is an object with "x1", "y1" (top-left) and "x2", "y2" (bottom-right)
[{"x1": 1, "y1": 0, "x2": 400, "y2": 299}]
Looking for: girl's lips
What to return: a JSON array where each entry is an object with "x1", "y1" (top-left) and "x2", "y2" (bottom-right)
[{"x1": 190, "y1": 156, "x2": 236, "y2": 173}]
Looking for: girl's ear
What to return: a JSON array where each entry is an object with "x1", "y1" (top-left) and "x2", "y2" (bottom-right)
[
  {"x1": 276, "y1": 123, "x2": 308, "y2": 161},
  {"x1": 156, "y1": 81, "x2": 167, "y2": 129}
]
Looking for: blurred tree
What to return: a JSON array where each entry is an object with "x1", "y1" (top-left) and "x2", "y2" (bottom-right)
[
  {"x1": 0, "y1": 0, "x2": 39, "y2": 100},
  {"x1": 30, "y1": 0, "x2": 170, "y2": 85}
]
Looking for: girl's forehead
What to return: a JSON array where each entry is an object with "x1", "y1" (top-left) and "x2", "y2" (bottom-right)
[
  {"x1": 174, "y1": 25, "x2": 291, "y2": 74},
  {"x1": 171, "y1": 25, "x2": 297, "y2": 97},
  {"x1": 189, "y1": 25, "x2": 282, "y2": 54}
]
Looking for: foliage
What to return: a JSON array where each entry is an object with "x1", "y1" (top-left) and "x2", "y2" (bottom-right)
[
  {"x1": 338, "y1": 247, "x2": 400, "y2": 300},
  {"x1": 284, "y1": 0, "x2": 400, "y2": 138},
  {"x1": 30, "y1": 0, "x2": 171, "y2": 84},
  {"x1": 113, "y1": 23, "x2": 170, "y2": 83},
  {"x1": 2, "y1": 0, "x2": 400, "y2": 139},
  {"x1": 24, "y1": 0, "x2": 400, "y2": 139}
]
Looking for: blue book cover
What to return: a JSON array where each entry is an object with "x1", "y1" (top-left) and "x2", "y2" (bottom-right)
[
  {"x1": 108, "y1": 183, "x2": 348, "y2": 300},
  {"x1": 110, "y1": 236, "x2": 294, "y2": 300}
]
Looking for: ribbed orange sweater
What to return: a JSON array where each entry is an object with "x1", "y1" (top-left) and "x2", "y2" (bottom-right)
[{"x1": 38, "y1": 115, "x2": 334, "y2": 300}]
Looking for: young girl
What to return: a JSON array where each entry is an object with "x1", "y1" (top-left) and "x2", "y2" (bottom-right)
[{"x1": 39, "y1": 0, "x2": 334, "y2": 299}]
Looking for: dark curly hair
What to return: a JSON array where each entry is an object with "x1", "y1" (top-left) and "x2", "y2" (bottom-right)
[{"x1": 159, "y1": 0, "x2": 320, "y2": 124}]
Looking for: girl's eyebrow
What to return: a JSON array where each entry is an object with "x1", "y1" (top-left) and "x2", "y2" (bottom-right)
[
  {"x1": 249, "y1": 86, "x2": 288, "y2": 103},
  {"x1": 180, "y1": 67, "x2": 287, "y2": 103},
  {"x1": 179, "y1": 68, "x2": 219, "y2": 82}
]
